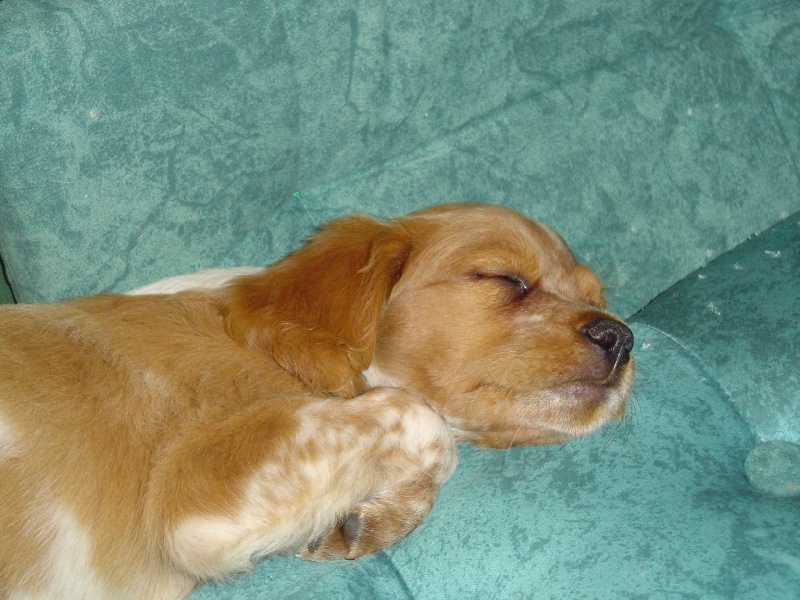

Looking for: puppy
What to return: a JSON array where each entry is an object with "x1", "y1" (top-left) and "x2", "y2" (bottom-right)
[{"x1": 0, "y1": 203, "x2": 633, "y2": 599}]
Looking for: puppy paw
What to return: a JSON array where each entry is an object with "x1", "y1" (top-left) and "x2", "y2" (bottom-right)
[
  {"x1": 298, "y1": 512, "x2": 363, "y2": 561},
  {"x1": 297, "y1": 388, "x2": 458, "y2": 561},
  {"x1": 298, "y1": 479, "x2": 439, "y2": 561}
]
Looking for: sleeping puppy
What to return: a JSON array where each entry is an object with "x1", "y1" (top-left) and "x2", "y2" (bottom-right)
[{"x1": 0, "y1": 203, "x2": 633, "y2": 599}]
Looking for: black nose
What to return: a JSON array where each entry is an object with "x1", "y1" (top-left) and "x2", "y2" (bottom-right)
[{"x1": 581, "y1": 317, "x2": 634, "y2": 368}]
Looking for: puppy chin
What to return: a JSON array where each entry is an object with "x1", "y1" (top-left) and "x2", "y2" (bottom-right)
[
  {"x1": 363, "y1": 355, "x2": 633, "y2": 448},
  {"x1": 537, "y1": 361, "x2": 634, "y2": 439},
  {"x1": 448, "y1": 360, "x2": 633, "y2": 448}
]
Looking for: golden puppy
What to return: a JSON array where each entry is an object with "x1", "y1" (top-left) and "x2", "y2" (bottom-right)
[{"x1": 0, "y1": 203, "x2": 633, "y2": 599}]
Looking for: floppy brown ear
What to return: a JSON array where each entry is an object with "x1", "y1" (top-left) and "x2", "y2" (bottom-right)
[{"x1": 223, "y1": 215, "x2": 412, "y2": 397}]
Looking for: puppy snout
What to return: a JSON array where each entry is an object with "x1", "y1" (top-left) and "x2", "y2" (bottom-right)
[{"x1": 581, "y1": 317, "x2": 634, "y2": 368}]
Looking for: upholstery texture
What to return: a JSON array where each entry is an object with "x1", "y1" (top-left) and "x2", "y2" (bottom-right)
[
  {"x1": 635, "y1": 212, "x2": 800, "y2": 498},
  {"x1": 1, "y1": 0, "x2": 799, "y2": 316},
  {"x1": 636, "y1": 213, "x2": 800, "y2": 447},
  {"x1": 0, "y1": 270, "x2": 12, "y2": 304}
]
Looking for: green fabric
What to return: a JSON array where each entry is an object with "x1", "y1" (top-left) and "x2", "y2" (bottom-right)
[
  {"x1": 634, "y1": 213, "x2": 800, "y2": 447},
  {"x1": 0, "y1": 0, "x2": 297, "y2": 303},
  {"x1": 2, "y1": 0, "x2": 799, "y2": 316},
  {"x1": 0, "y1": 270, "x2": 13, "y2": 304},
  {"x1": 634, "y1": 213, "x2": 800, "y2": 499},
  {"x1": 191, "y1": 325, "x2": 800, "y2": 599},
  {"x1": 744, "y1": 441, "x2": 800, "y2": 498}
]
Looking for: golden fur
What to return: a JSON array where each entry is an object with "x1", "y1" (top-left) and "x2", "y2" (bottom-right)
[{"x1": 0, "y1": 203, "x2": 633, "y2": 598}]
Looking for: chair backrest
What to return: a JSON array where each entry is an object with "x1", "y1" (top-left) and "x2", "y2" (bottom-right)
[{"x1": 1, "y1": 0, "x2": 797, "y2": 318}]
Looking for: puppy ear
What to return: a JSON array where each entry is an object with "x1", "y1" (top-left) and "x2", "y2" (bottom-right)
[{"x1": 223, "y1": 215, "x2": 412, "y2": 396}]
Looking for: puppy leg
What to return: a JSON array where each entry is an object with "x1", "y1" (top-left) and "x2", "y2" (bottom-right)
[{"x1": 150, "y1": 388, "x2": 457, "y2": 580}]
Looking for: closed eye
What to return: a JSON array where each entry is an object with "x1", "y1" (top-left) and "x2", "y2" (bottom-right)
[
  {"x1": 473, "y1": 272, "x2": 534, "y2": 300},
  {"x1": 496, "y1": 274, "x2": 530, "y2": 293}
]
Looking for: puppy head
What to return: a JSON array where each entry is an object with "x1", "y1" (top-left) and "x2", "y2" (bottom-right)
[
  {"x1": 224, "y1": 203, "x2": 634, "y2": 447},
  {"x1": 369, "y1": 204, "x2": 634, "y2": 447}
]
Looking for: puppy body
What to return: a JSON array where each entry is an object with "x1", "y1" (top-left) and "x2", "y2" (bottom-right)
[{"x1": 0, "y1": 204, "x2": 633, "y2": 599}]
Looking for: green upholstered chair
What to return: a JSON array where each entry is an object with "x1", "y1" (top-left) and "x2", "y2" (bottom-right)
[{"x1": 1, "y1": 1, "x2": 798, "y2": 597}]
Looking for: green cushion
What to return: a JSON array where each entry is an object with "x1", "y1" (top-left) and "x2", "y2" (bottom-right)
[
  {"x1": 191, "y1": 325, "x2": 800, "y2": 598},
  {"x1": 2, "y1": 1, "x2": 799, "y2": 317},
  {"x1": 634, "y1": 214, "x2": 800, "y2": 443},
  {"x1": 634, "y1": 212, "x2": 800, "y2": 497},
  {"x1": 0, "y1": 0, "x2": 297, "y2": 304},
  {"x1": 745, "y1": 441, "x2": 800, "y2": 498},
  {"x1": 0, "y1": 270, "x2": 13, "y2": 304}
]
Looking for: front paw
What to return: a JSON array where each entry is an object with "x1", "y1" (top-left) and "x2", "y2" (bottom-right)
[
  {"x1": 298, "y1": 479, "x2": 439, "y2": 561},
  {"x1": 298, "y1": 512, "x2": 365, "y2": 561},
  {"x1": 297, "y1": 388, "x2": 458, "y2": 561}
]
